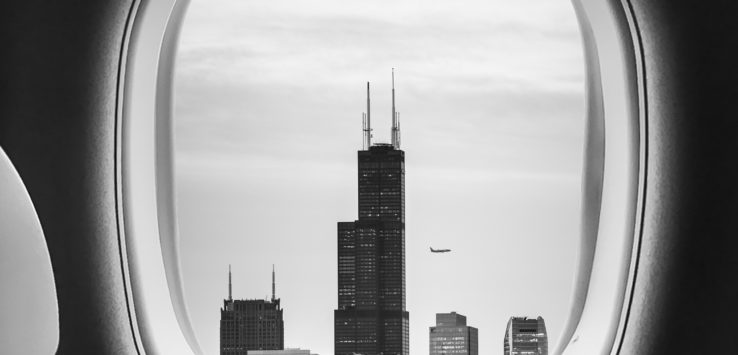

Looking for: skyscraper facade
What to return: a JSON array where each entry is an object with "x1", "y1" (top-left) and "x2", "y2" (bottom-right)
[
  {"x1": 221, "y1": 267, "x2": 284, "y2": 355},
  {"x1": 429, "y1": 312, "x2": 478, "y2": 355},
  {"x1": 335, "y1": 76, "x2": 408, "y2": 355},
  {"x1": 503, "y1": 316, "x2": 548, "y2": 355}
]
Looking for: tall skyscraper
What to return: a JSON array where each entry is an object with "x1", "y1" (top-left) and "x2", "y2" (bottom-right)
[
  {"x1": 221, "y1": 266, "x2": 284, "y2": 355},
  {"x1": 429, "y1": 312, "x2": 478, "y2": 355},
  {"x1": 335, "y1": 72, "x2": 409, "y2": 355},
  {"x1": 503, "y1": 316, "x2": 548, "y2": 355}
]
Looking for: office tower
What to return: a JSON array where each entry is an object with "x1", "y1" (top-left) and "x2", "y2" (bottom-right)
[
  {"x1": 335, "y1": 73, "x2": 409, "y2": 355},
  {"x1": 429, "y1": 312, "x2": 478, "y2": 355},
  {"x1": 503, "y1": 316, "x2": 548, "y2": 355},
  {"x1": 221, "y1": 266, "x2": 284, "y2": 355}
]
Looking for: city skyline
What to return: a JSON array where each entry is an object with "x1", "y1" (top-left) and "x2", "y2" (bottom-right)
[{"x1": 175, "y1": 0, "x2": 584, "y2": 354}]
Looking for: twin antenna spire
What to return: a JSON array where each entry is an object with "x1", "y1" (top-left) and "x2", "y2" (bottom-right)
[
  {"x1": 363, "y1": 69, "x2": 401, "y2": 150},
  {"x1": 391, "y1": 68, "x2": 401, "y2": 149},
  {"x1": 227, "y1": 264, "x2": 277, "y2": 302}
]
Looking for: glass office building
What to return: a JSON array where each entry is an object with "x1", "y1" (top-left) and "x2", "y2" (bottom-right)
[
  {"x1": 503, "y1": 316, "x2": 548, "y2": 355},
  {"x1": 429, "y1": 312, "x2": 478, "y2": 355}
]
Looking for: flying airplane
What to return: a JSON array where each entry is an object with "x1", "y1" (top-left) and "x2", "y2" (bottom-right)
[{"x1": 430, "y1": 247, "x2": 451, "y2": 253}]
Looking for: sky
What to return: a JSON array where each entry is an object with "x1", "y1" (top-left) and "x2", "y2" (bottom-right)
[{"x1": 174, "y1": 0, "x2": 585, "y2": 354}]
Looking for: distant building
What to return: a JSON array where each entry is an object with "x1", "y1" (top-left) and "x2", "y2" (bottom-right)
[
  {"x1": 503, "y1": 316, "x2": 548, "y2": 355},
  {"x1": 429, "y1": 312, "x2": 478, "y2": 355},
  {"x1": 248, "y1": 348, "x2": 317, "y2": 355},
  {"x1": 221, "y1": 266, "x2": 284, "y2": 355},
  {"x1": 335, "y1": 76, "x2": 409, "y2": 355}
]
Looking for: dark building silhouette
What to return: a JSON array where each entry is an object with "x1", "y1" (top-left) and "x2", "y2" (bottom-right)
[
  {"x1": 503, "y1": 316, "x2": 548, "y2": 355},
  {"x1": 335, "y1": 74, "x2": 408, "y2": 355},
  {"x1": 429, "y1": 312, "x2": 478, "y2": 355},
  {"x1": 221, "y1": 266, "x2": 284, "y2": 355}
]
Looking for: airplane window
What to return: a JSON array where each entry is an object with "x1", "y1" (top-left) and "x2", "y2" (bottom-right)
[
  {"x1": 174, "y1": 0, "x2": 584, "y2": 354},
  {"x1": 0, "y1": 148, "x2": 58, "y2": 354}
]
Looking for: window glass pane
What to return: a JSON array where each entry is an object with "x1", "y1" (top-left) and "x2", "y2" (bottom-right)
[{"x1": 175, "y1": 1, "x2": 583, "y2": 354}]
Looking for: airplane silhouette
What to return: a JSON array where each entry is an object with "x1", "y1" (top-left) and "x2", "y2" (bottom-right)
[{"x1": 430, "y1": 247, "x2": 451, "y2": 253}]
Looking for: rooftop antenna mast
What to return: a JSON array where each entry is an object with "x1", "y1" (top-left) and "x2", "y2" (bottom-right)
[
  {"x1": 362, "y1": 113, "x2": 367, "y2": 150},
  {"x1": 228, "y1": 264, "x2": 232, "y2": 301},
  {"x1": 271, "y1": 264, "x2": 276, "y2": 302},
  {"x1": 363, "y1": 82, "x2": 372, "y2": 149},
  {"x1": 391, "y1": 68, "x2": 401, "y2": 149}
]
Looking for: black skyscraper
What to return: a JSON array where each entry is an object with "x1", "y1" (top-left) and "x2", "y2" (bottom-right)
[{"x1": 335, "y1": 72, "x2": 409, "y2": 355}]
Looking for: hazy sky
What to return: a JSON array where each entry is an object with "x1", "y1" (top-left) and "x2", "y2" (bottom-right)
[{"x1": 174, "y1": 1, "x2": 585, "y2": 354}]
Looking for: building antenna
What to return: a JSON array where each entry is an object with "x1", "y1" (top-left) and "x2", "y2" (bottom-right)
[
  {"x1": 362, "y1": 113, "x2": 367, "y2": 150},
  {"x1": 365, "y1": 82, "x2": 372, "y2": 149},
  {"x1": 391, "y1": 69, "x2": 400, "y2": 149},
  {"x1": 271, "y1": 264, "x2": 276, "y2": 302},
  {"x1": 397, "y1": 112, "x2": 401, "y2": 148},
  {"x1": 228, "y1": 264, "x2": 232, "y2": 301}
]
